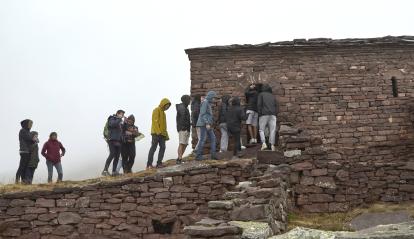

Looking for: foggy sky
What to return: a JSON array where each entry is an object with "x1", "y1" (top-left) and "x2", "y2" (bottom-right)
[{"x1": 0, "y1": 0, "x2": 412, "y2": 183}]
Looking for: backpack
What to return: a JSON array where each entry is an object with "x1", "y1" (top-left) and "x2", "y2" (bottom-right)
[{"x1": 103, "y1": 121, "x2": 109, "y2": 140}]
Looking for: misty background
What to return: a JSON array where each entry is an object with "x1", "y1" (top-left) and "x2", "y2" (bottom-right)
[{"x1": 0, "y1": 0, "x2": 412, "y2": 183}]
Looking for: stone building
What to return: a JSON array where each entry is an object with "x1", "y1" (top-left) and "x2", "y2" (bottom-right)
[{"x1": 185, "y1": 36, "x2": 414, "y2": 163}]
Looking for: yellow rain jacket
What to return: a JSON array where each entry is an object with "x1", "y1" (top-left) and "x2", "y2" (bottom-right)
[{"x1": 151, "y1": 98, "x2": 171, "y2": 140}]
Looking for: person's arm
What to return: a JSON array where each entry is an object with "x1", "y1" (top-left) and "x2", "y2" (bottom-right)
[
  {"x1": 41, "y1": 143, "x2": 48, "y2": 159},
  {"x1": 152, "y1": 108, "x2": 161, "y2": 135},
  {"x1": 60, "y1": 143, "x2": 66, "y2": 156},
  {"x1": 240, "y1": 108, "x2": 247, "y2": 121},
  {"x1": 21, "y1": 130, "x2": 34, "y2": 142}
]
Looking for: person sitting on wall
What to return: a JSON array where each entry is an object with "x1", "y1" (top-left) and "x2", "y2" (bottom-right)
[
  {"x1": 176, "y1": 95, "x2": 191, "y2": 164},
  {"x1": 225, "y1": 96, "x2": 247, "y2": 159},
  {"x1": 245, "y1": 83, "x2": 259, "y2": 144},
  {"x1": 195, "y1": 91, "x2": 218, "y2": 160},
  {"x1": 257, "y1": 84, "x2": 278, "y2": 151}
]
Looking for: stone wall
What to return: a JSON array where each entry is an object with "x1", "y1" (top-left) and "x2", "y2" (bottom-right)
[
  {"x1": 185, "y1": 36, "x2": 414, "y2": 163},
  {"x1": 0, "y1": 161, "x2": 256, "y2": 239}
]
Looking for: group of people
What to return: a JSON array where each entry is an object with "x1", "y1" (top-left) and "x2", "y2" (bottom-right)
[
  {"x1": 16, "y1": 83, "x2": 278, "y2": 183},
  {"x1": 17, "y1": 119, "x2": 66, "y2": 184}
]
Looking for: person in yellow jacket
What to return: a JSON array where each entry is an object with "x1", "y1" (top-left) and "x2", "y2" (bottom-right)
[{"x1": 147, "y1": 98, "x2": 171, "y2": 169}]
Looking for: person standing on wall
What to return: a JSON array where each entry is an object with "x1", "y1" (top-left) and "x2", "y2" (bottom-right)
[
  {"x1": 195, "y1": 91, "x2": 218, "y2": 161},
  {"x1": 218, "y1": 95, "x2": 231, "y2": 152},
  {"x1": 102, "y1": 109, "x2": 125, "y2": 176},
  {"x1": 120, "y1": 114, "x2": 141, "y2": 174},
  {"x1": 245, "y1": 83, "x2": 259, "y2": 144},
  {"x1": 41, "y1": 132, "x2": 66, "y2": 183},
  {"x1": 176, "y1": 95, "x2": 191, "y2": 164},
  {"x1": 225, "y1": 96, "x2": 247, "y2": 159},
  {"x1": 257, "y1": 84, "x2": 278, "y2": 151},
  {"x1": 16, "y1": 119, "x2": 35, "y2": 184},
  {"x1": 147, "y1": 98, "x2": 171, "y2": 169},
  {"x1": 191, "y1": 94, "x2": 202, "y2": 152}
]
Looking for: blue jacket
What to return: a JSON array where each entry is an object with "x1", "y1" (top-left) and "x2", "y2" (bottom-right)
[{"x1": 196, "y1": 91, "x2": 217, "y2": 127}]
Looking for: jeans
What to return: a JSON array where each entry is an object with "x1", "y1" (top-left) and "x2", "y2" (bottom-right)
[
  {"x1": 229, "y1": 130, "x2": 241, "y2": 156},
  {"x1": 196, "y1": 126, "x2": 216, "y2": 160},
  {"x1": 194, "y1": 127, "x2": 206, "y2": 151},
  {"x1": 219, "y1": 123, "x2": 229, "y2": 152},
  {"x1": 121, "y1": 143, "x2": 136, "y2": 173},
  {"x1": 16, "y1": 153, "x2": 30, "y2": 183},
  {"x1": 147, "y1": 135, "x2": 166, "y2": 167},
  {"x1": 104, "y1": 141, "x2": 121, "y2": 173},
  {"x1": 25, "y1": 167, "x2": 36, "y2": 184},
  {"x1": 259, "y1": 115, "x2": 277, "y2": 145},
  {"x1": 46, "y1": 160, "x2": 63, "y2": 183}
]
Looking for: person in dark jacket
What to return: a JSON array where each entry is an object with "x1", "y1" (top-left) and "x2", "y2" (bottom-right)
[
  {"x1": 257, "y1": 84, "x2": 278, "y2": 151},
  {"x1": 225, "y1": 97, "x2": 247, "y2": 158},
  {"x1": 25, "y1": 131, "x2": 39, "y2": 184},
  {"x1": 176, "y1": 95, "x2": 191, "y2": 164},
  {"x1": 16, "y1": 119, "x2": 35, "y2": 184},
  {"x1": 218, "y1": 95, "x2": 231, "y2": 152},
  {"x1": 102, "y1": 109, "x2": 125, "y2": 176},
  {"x1": 42, "y1": 132, "x2": 66, "y2": 183},
  {"x1": 191, "y1": 94, "x2": 203, "y2": 151},
  {"x1": 195, "y1": 91, "x2": 217, "y2": 160},
  {"x1": 120, "y1": 115, "x2": 140, "y2": 174},
  {"x1": 245, "y1": 84, "x2": 259, "y2": 144}
]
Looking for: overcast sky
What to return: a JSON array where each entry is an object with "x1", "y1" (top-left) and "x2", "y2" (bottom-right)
[{"x1": 0, "y1": 0, "x2": 412, "y2": 184}]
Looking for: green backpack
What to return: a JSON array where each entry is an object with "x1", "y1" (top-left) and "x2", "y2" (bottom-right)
[{"x1": 103, "y1": 121, "x2": 109, "y2": 140}]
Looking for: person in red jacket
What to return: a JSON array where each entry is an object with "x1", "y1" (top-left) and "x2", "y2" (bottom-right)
[{"x1": 41, "y1": 132, "x2": 66, "y2": 183}]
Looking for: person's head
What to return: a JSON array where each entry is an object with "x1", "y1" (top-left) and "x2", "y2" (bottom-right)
[
  {"x1": 181, "y1": 95, "x2": 191, "y2": 106},
  {"x1": 231, "y1": 96, "x2": 241, "y2": 106},
  {"x1": 205, "y1": 91, "x2": 217, "y2": 103},
  {"x1": 49, "y1": 132, "x2": 58, "y2": 140},
  {"x1": 127, "y1": 114, "x2": 135, "y2": 124},
  {"x1": 222, "y1": 95, "x2": 231, "y2": 104},
  {"x1": 250, "y1": 83, "x2": 256, "y2": 90},
  {"x1": 262, "y1": 84, "x2": 273, "y2": 93},
  {"x1": 30, "y1": 131, "x2": 38, "y2": 140},
  {"x1": 20, "y1": 119, "x2": 33, "y2": 130},
  {"x1": 116, "y1": 110, "x2": 125, "y2": 118},
  {"x1": 192, "y1": 94, "x2": 201, "y2": 103},
  {"x1": 159, "y1": 98, "x2": 171, "y2": 111}
]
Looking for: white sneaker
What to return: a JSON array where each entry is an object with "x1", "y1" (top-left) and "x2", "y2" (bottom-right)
[
  {"x1": 249, "y1": 139, "x2": 255, "y2": 144},
  {"x1": 271, "y1": 145, "x2": 276, "y2": 151},
  {"x1": 261, "y1": 143, "x2": 267, "y2": 151},
  {"x1": 254, "y1": 139, "x2": 258, "y2": 144},
  {"x1": 241, "y1": 145, "x2": 246, "y2": 149}
]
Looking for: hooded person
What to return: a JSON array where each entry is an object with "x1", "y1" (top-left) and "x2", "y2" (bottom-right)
[
  {"x1": 16, "y1": 119, "x2": 34, "y2": 184},
  {"x1": 25, "y1": 131, "x2": 39, "y2": 184},
  {"x1": 195, "y1": 91, "x2": 218, "y2": 160},
  {"x1": 176, "y1": 95, "x2": 191, "y2": 164},
  {"x1": 257, "y1": 84, "x2": 278, "y2": 151},
  {"x1": 225, "y1": 97, "x2": 247, "y2": 158},
  {"x1": 191, "y1": 94, "x2": 205, "y2": 152},
  {"x1": 245, "y1": 84, "x2": 259, "y2": 144},
  {"x1": 218, "y1": 95, "x2": 231, "y2": 152},
  {"x1": 41, "y1": 132, "x2": 66, "y2": 183},
  {"x1": 147, "y1": 98, "x2": 171, "y2": 169},
  {"x1": 102, "y1": 109, "x2": 125, "y2": 176},
  {"x1": 120, "y1": 114, "x2": 141, "y2": 174}
]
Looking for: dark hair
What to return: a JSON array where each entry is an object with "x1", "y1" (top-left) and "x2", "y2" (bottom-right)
[
  {"x1": 192, "y1": 94, "x2": 201, "y2": 103},
  {"x1": 116, "y1": 109, "x2": 125, "y2": 115},
  {"x1": 49, "y1": 132, "x2": 57, "y2": 138}
]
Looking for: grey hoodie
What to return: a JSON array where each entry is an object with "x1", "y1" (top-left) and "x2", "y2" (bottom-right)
[{"x1": 257, "y1": 85, "x2": 278, "y2": 116}]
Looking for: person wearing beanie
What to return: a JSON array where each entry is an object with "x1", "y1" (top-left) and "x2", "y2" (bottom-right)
[
  {"x1": 120, "y1": 114, "x2": 141, "y2": 174},
  {"x1": 176, "y1": 95, "x2": 191, "y2": 164},
  {"x1": 41, "y1": 132, "x2": 66, "y2": 183},
  {"x1": 102, "y1": 109, "x2": 125, "y2": 176},
  {"x1": 16, "y1": 119, "x2": 35, "y2": 184},
  {"x1": 25, "y1": 131, "x2": 39, "y2": 184}
]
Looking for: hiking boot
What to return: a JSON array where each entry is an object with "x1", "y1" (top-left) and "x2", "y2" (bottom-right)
[
  {"x1": 101, "y1": 171, "x2": 110, "y2": 177},
  {"x1": 261, "y1": 143, "x2": 267, "y2": 151},
  {"x1": 111, "y1": 172, "x2": 120, "y2": 177},
  {"x1": 146, "y1": 166, "x2": 154, "y2": 170},
  {"x1": 271, "y1": 145, "x2": 276, "y2": 151},
  {"x1": 156, "y1": 164, "x2": 165, "y2": 168},
  {"x1": 176, "y1": 159, "x2": 182, "y2": 165}
]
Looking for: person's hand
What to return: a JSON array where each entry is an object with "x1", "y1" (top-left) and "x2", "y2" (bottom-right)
[
  {"x1": 206, "y1": 124, "x2": 211, "y2": 130},
  {"x1": 61, "y1": 153, "x2": 65, "y2": 157}
]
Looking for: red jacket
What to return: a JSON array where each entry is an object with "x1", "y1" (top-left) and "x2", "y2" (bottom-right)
[{"x1": 41, "y1": 140, "x2": 66, "y2": 164}]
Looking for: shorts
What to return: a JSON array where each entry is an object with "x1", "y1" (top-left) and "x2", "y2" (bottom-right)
[
  {"x1": 246, "y1": 110, "x2": 258, "y2": 126},
  {"x1": 179, "y1": 131, "x2": 190, "y2": 145}
]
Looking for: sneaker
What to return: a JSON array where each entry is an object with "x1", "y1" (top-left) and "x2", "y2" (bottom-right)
[
  {"x1": 210, "y1": 155, "x2": 219, "y2": 160},
  {"x1": 261, "y1": 143, "x2": 267, "y2": 151},
  {"x1": 156, "y1": 164, "x2": 165, "y2": 168},
  {"x1": 254, "y1": 139, "x2": 258, "y2": 144},
  {"x1": 231, "y1": 156, "x2": 240, "y2": 160},
  {"x1": 271, "y1": 145, "x2": 276, "y2": 151},
  {"x1": 101, "y1": 171, "x2": 110, "y2": 177},
  {"x1": 241, "y1": 145, "x2": 246, "y2": 149},
  {"x1": 249, "y1": 139, "x2": 255, "y2": 144},
  {"x1": 176, "y1": 159, "x2": 182, "y2": 165},
  {"x1": 195, "y1": 157, "x2": 203, "y2": 161},
  {"x1": 111, "y1": 172, "x2": 119, "y2": 177}
]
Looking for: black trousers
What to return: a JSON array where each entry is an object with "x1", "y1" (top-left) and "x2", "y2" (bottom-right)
[
  {"x1": 16, "y1": 153, "x2": 30, "y2": 183},
  {"x1": 147, "y1": 135, "x2": 166, "y2": 167},
  {"x1": 121, "y1": 143, "x2": 136, "y2": 173},
  {"x1": 229, "y1": 130, "x2": 241, "y2": 156},
  {"x1": 104, "y1": 141, "x2": 121, "y2": 173},
  {"x1": 25, "y1": 167, "x2": 36, "y2": 184}
]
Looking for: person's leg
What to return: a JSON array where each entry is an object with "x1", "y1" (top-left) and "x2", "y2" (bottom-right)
[
  {"x1": 259, "y1": 116, "x2": 269, "y2": 150},
  {"x1": 112, "y1": 144, "x2": 121, "y2": 174},
  {"x1": 269, "y1": 115, "x2": 277, "y2": 148},
  {"x1": 128, "y1": 144, "x2": 136, "y2": 173},
  {"x1": 24, "y1": 167, "x2": 34, "y2": 185},
  {"x1": 208, "y1": 128, "x2": 217, "y2": 159},
  {"x1": 55, "y1": 162, "x2": 63, "y2": 182},
  {"x1": 147, "y1": 135, "x2": 159, "y2": 167},
  {"x1": 195, "y1": 127, "x2": 203, "y2": 152},
  {"x1": 46, "y1": 160, "x2": 53, "y2": 183},
  {"x1": 103, "y1": 142, "x2": 115, "y2": 172},
  {"x1": 157, "y1": 136, "x2": 166, "y2": 166},
  {"x1": 252, "y1": 111, "x2": 258, "y2": 142},
  {"x1": 16, "y1": 153, "x2": 29, "y2": 183},
  {"x1": 220, "y1": 123, "x2": 229, "y2": 152},
  {"x1": 234, "y1": 131, "x2": 241, "y2": 156},
  {"x1": 196, "y1": 127, "x2": 207, "y2": 160},
  {"x1": 120, "y1": 144, "x2": 128, "y2": 173}
]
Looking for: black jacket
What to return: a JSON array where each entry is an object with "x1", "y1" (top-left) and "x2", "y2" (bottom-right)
[
  {"x1": 245, "y1": 86, "x2": 259, "y2": 112},
  {"x1": 108, "y1": 115, "x2": 123, "y2": 142},
  {"x1": 191, "y1": 97, "x2": 201, "y2": 127},
  {"x1": 176, "y1": 103, "x2": 191, "y2": 132},
  {"x1": 225, "y1": 97, "x2": 247, "y2": 133},
  {"x1": 218, "y1": 95, "x2": 231, "y2": 124},
  {"x1": 257, "y1": 84, "x2": 278, "y2": 116},
  {"x1": 19, "y1": 120, "x2": 33, "y2": 153}
]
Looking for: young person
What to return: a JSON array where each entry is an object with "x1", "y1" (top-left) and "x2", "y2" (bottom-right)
[
  {"x1": 245, "y1": 84, "x2": 259, "y2": 144},
  {"x1": 176, "y1": 95, "x2": 191, "y2": 164},
  {"x1": 16, "y1": 119, "x2": 34, "y2": 184},
  {"x1": 257, "y1": 84, "x2": 278, "y2": 151},
  {"x1": 218, "y1": 95, "x2": 231, "y2": 152},
  {"x1": 41, "y1": 132, "x2": 66, "y2": 183},
  {"x1": 25, "y1": 131, "x2": 39, "y2": 184},
  {"x1": 102, "y1": 110, "x2": 125, "y2": 176},
  {"x1": 147, "y1": 98, "x2": 171, "y2": 169},
  {"x1": 120, "y1": 115, "x2": 141, "y2": 174},
  {"x1": 191, "y1": 94, "x2": 202, "y2": 152},
  {"x1": 225, "y1": 97, "x2": 247, "y2": 158},
  {"x1": 195, "y1": 91, "x2": 217, "y2": 161}
]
